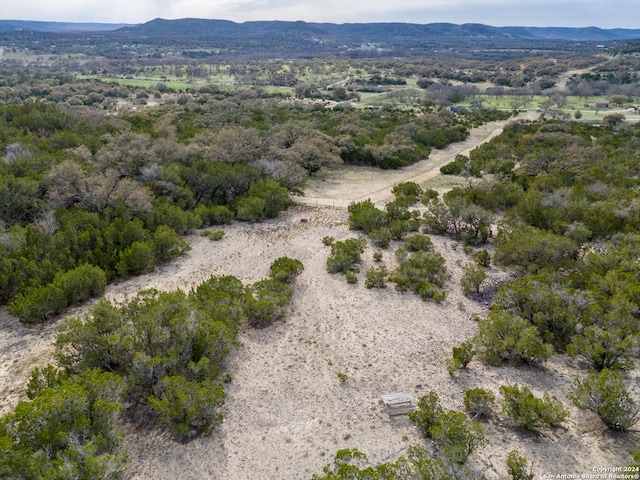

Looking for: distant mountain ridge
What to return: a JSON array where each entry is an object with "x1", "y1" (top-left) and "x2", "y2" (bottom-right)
[
  {"x1": 2, "y1": 18, "x2": 640, "y2": 60},
  {"x1": 1, "y1": 18, "x2": 640, "y2": 41},
  {"x1": 500, "y1": 26, "x2": 640, "y2": 41},
  {"x1": 0, "y1": 20, "x2": 131, "y2": 32}
]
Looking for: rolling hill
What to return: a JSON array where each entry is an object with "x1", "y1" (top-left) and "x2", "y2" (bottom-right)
[{"x1": 2, "y1": 18, "x2": 640, "y2": 59}]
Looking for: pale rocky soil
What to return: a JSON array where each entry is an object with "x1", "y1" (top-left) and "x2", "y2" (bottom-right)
[{"x1": 1, "y1": 116, "x2": 638, "y2": 479}]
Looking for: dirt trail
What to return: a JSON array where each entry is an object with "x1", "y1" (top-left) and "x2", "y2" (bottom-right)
[{"x1": 296, "y1": 117, "x2": 516, "y2": 209}]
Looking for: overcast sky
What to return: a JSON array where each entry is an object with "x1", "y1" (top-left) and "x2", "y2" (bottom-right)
[{"x1": 4, "y1": 0, "x2": 640, "y2": 29}]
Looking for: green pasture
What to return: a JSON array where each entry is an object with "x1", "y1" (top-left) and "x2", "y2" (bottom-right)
[
  {"x1": 81, "y1": 76, "x2": 197, "y2": 90},
  {"x1": 78, "y1": 66, "x2": 640, "y2": 123}
]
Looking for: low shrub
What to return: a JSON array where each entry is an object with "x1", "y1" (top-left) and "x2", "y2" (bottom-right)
[
  {"x1": 326, "y1": 238, "x2": 367, "y2": 274},
  {"x1": 391, "y1": 182, "x2": 423, "y2": 205},
  {"x1": 461, "y1": 263, "x2": 486, "y2": 296},
  {"x1": 202, "y1": 230, "x2": 225, "y2": 241},
  {"x1": 389, "y1": 251, "x2": 448, "y2": 302},
  {"x1": 446, "y1": 340, "x2": 475, "y2": 375},
  {"x1": 410, "y1": 391, "x2": 486, "y2": 463},
  {"x1": 463, "y1": 388, "x2": 495, "y2": 419},
  {"x1": 507, "y1": 450, "x2": 534, "y2": 480},
  {"x1": 500, "y1": 384, "x2": 568, "y2": 430},
  {"x1": 568, "y1": 368, "x2": 640, "y2": 431},
  {"x1": 365, "y1": 265, "x2": 388, "y2": 289},
  {"x1": 404, "y1": 233, "x2": 434, "y2": 252},
  {"x1": 269, "y1": 257, "x2": 304, "y2": 283},
  {"x1": 472, "y1": 249, "x2": 491, "y2": 267}
]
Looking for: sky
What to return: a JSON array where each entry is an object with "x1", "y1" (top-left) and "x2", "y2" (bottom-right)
[{"x1": 3, "y1": 0, "x2": 640, "y2": 29}]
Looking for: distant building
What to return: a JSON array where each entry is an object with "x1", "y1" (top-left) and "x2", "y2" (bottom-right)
[
  {"x1": 449, "y1": 105, "x2": 466, "y2": 113},
  {"x1": 594, "y1": 101, "x2": 609, "y2": 109}
]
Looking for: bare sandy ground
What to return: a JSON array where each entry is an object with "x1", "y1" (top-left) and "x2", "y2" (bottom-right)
[{"x1": 1, "y1": 117, "x2": 638, "y2": 479}]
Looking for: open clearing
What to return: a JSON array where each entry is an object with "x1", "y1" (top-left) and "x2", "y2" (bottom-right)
[{"x1": 0, "y1": 116, "x2": 637, "y2": 479}]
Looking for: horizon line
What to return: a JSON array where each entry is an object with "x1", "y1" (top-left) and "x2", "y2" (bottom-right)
[{"x1": 0, "y1": 17, "x2": 636, "y2": 31}]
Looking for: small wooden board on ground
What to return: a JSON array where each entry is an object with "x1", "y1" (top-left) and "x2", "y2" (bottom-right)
[{"x1": 380, "y1": 392, "x2": 418, "y2": 415}]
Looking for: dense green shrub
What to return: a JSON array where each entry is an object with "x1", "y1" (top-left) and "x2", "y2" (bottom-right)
[
  {"x1": 245, "y1": 279, "x2": 294, "y2": 328},
  {"x1": 494, "y1": 225, "x2": 579, "y2": 273},
  {"x1": 345, "y1": 271, "x2": 358, "y2": 284},
  {"x1": 440, "y1": 154, "x2": 469, "y2": 175},
  {"x1": 385, "y1": 199, "x2": 416, "y2": 221},
  {"x1": 148, "y1": 376, "x2": 225, "y2": 440},
  {"x1": 8, "y1": 284, "x2": 68, "y2": 324},
  {"x1": 247, "y1": 179, "x2": 290, "y2": 218},
  {"x1": 0, "y1": 370, "x2": 128, "y2": 480},
  {"x1": 491, "y1": 274, "x2": 584, "y2": 349},
  {"x1": 236, "y1": 196, "x2": 267, "y2": 221},
  {"x1": 53, "y1": 264, "x2": 107, "y2": 306},
  {"x1": 428, "y1": 410, "x2": 487, "y2": 463},
  {"x1": 410, "y1": 391, "x2": 444, "y2": 435},
  {"x1": 421, "y1": 188, "x2": 439, "y2": 204},
  {"x1": 475, "y1": 310, "x2": 555, "y2": 365},
  {"x1": 116, "y1": 241, "x2": 156, "y2": 277},
  {"x1": 499, "y1": 384, "x2": 568, "y2": 430},
  {"x1": 391, "y1": 181, "x2": 423, "y2": 205},
  {"x1": 422, "y1": 199, "x2": 452, "y2": 234},
  {"x1": 326, "y1": 238, "x2": 367, "y2": 274},
  {"x1": 147, "y1": 199, "x2": 203, "y2": 233},
  {"x1": 567, "y1": 327, "x2": 635, "y2": 372},
  {"x1": 403, "y1": 233, "x2": 434, "y2": 252},
  {"x1": 368, "y1": 228, "x2": 392, "y2": 248},
  {"x1": 269, "y1": 257, "x2": 304, "y2": 283},
  {"x1": 49, "y1": 257, "x2": 298, "y2": 442},
  {"x1": 153, "y1": 225, "x2": 191, "y2": 261},
  {"x1": 410, "y1": 391, "x2": 486, "y2": 464},
  {"x1": 388, "y1": 219, "x2": 419, "y2": 240},
  {"x1": 195, "y1": 204, "x2": 235, "y2": 225},
  {"x1": 472, "y1": 249, "x2": 491, "y2": 267},
  {"x1": 389, "y1": 251, "x2": 448, "y2": 301},
  {"x1": 26, "y1": 365, "x2": 68, "y2": 400},
  {"x1": 568, "y1": 369, "x2": 639, "y2": 431},
  {"x1": 347, "y1": 200, "x2": 387, "y2": 234}
]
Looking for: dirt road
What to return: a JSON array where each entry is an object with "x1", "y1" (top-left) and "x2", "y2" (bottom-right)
[{"x1": 296, "y1": 117, "x2": 515, "y2": 209}]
